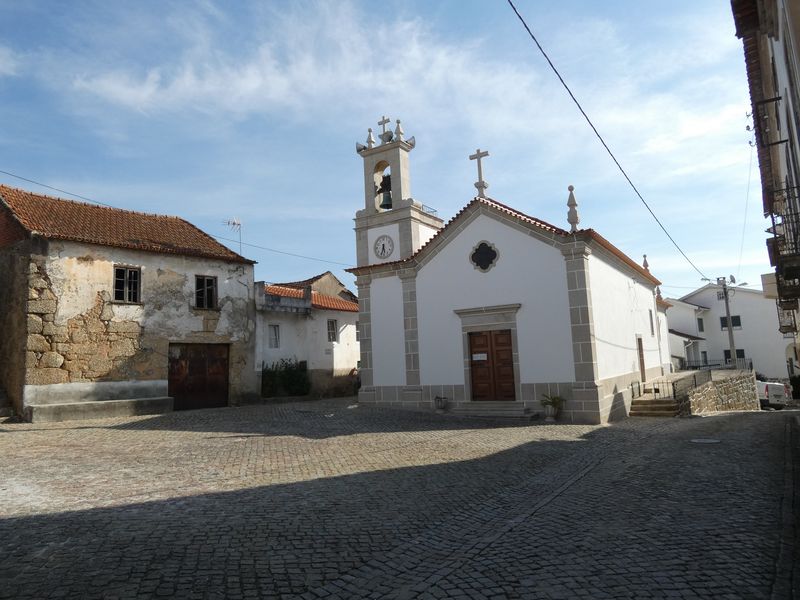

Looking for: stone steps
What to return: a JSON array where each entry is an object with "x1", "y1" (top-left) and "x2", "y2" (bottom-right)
[
  {"x1": 449, "y1": 401, "x2": 533, "y2": 419},
  {"x1": 630, "y1": 396, "x2": 679, "y2": 418},
  {"x1": 26, "y1": 397, "x2": 173, "y2": 423}
]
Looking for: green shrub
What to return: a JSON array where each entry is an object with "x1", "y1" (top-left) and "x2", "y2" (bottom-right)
[{"x1": 261, "y1": 358, "x2": 311, "y2": 398}]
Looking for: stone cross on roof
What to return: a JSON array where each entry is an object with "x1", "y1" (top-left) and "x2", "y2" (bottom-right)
[{"x1": 469, "y1": 148, "x2": 489, "y2": 198}]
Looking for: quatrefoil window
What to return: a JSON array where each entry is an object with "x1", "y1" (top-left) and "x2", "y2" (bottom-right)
[{"x1": 470, "y1": 241, "x2": 499, "y2": 272}]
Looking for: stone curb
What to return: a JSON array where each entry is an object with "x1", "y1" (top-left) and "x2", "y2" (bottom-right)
[{"x1": 771, "y1": 414, "x2": 798, "y2": 599}]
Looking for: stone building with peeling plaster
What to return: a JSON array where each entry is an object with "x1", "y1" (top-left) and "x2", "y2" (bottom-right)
[
  {"x1": 0, "y1": 185, "x2": 259, "y2": 421},
  {"x1": 347, "y1": 119, "x2": 671, "y2": 424}
]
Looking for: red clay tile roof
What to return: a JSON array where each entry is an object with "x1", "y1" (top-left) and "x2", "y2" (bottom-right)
[
  {"x1": 656, "y1": 297, "x2": 673, "y2": 310},
  {"x1": 347, "y1": 196, "x2": 660, "y2": 286},
  {"x1": 0, "y1": 184, "x2": 254, "y2": 264},
  {"x1": 274, "y1": 272, "x2": 330, "y2": 288},
  {"x1": 265, "y1": 285, "x2": 359, "y2": 312}
]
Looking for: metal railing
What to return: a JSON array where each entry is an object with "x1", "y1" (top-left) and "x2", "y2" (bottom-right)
[
  {"x1": 682, "y1": 358, "x2": 753, "y2": 371},
  {"x1": 671, "y1": 369, "x2": 713, "y2": 401},
  {"x1": 421, "y1": 204, "x2": 438, "y2": 216}
]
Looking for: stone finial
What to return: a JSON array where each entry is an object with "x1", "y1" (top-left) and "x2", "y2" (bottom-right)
[
  {"x1": 394, "y1": 119, "x2": 405, "y2": 142},
  {"x1": 567, "y1": 185, "x2": 579, "y2": 233},
  {"x1": 643, "y1": 254, "x2": 649, "y2": 271},
  {"x1": 366, "y1": 128, "x2": 375, "y2": 149}
]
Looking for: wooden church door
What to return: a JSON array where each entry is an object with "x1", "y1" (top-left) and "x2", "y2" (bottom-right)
[{"x1": 469, "y1": 330, "x2": 516, "y2": 401}]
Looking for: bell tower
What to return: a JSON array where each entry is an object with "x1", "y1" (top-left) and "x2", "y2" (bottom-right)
[{"x1": 354, "y1": 117, "x2": 444, "y2": 267}]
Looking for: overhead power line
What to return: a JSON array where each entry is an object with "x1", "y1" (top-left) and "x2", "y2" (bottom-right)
[
  {"x1": 212, "y1": 235, "x2": 353, "y2": 267},
  {"x1": 0, "y1": 168, "x2": 353, "y2": 268},
  {"x1": 505, "y1": 0, "x2": 709, "y2": 280},
  {"x1": 0, "y1": 169, "x2": 116, "y2": 207},
  {"x1": 736, "y1": 143, "x2": 754, "y2": 279}
]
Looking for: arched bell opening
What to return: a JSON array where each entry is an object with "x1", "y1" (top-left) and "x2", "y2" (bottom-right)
[{"x1": 373, "y1": 161, "x2": 392, "y2": 211}]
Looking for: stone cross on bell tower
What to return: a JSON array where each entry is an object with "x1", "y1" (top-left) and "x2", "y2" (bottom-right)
[{"x1": 469, "y1": 149, "x2": 489, "y2": 198}]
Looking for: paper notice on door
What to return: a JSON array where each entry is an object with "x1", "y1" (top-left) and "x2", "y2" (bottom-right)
[{"x1": 472, "y1": 353, "x2": 488, "y2": 361}]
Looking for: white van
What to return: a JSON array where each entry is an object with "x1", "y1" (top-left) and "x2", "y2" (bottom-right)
[{"x1": 756, "y1": 381, "x2": 790, "y2": 409}]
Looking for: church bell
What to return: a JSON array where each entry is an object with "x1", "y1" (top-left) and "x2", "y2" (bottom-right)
[{"x1": 378, "y1": 174, "x2": 392, "y2": 210}]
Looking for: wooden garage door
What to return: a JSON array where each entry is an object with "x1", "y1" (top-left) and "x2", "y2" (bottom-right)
[
  {"x1": 168, "y1": 343, "x2": 229, "y2": 410},
  {"x1": 469, "y1": 330, "x2": 516, "y2": 401}
]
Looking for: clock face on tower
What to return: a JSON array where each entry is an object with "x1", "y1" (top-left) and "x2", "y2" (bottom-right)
[{"x1": 373, "y1": 234, "x2": 395, "y2": 259}]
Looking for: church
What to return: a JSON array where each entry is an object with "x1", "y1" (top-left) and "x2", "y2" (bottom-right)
[{"x1": 347, "y1": 118, "x2": 670, "y2": 424}]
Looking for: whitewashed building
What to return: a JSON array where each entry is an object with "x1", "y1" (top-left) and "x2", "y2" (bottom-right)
[
  {"x1": 255, "y1": 272, "x2": 360, "y2": 389},
  {"x1": 0, "y1": 185, "x2": 259, "y2": 421},
  {"x1": 665, "y1": 297, "x2": 709, "y2": 370},
  {"x1": 668, "y1": 284, "x2": 793, "y2": 379},
  {"x1": 347, "y1": 120, "x2": 670, "y2": 424}
]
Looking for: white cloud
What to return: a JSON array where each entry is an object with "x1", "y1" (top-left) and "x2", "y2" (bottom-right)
[{"x1": 0, "y1": 46, "x2": 18, "y2": 76}]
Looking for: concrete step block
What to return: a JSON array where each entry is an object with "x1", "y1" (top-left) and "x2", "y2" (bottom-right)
[{"x1": 27, "y1": 397, "x2": 173, "y2": 423}]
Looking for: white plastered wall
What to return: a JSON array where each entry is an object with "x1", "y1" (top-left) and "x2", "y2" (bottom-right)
[
  {"x1": 370, "y1": 275, "x2": 406, "y2": 385},
  {"x1": 256, "y1": 312, "x2": 309, "y2": 369},
  {"x1": 656, "y1": 307, "x2": 671, "y2": 373},
  {"x1": 256, "y1": 310, "x2": 359, "y2": 375},
  {"x1": 416, "y1": 213, "x2": 574, "y2": 386},
  {"x1": 587, "y1": 254, "x2": 661, "y2": 381}
]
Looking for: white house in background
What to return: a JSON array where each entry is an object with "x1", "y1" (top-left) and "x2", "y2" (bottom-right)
[
  {"x1": 346, "y1": 119, "x2": 671, "y2": 424},
  {"x1": 665, "y1": 297, "x2": 709, "y2": 370},
  {"x1": 667, "y1": 283, "x2": 792, "y2": 379},
  {"x1": 255, "y1": 272, "x2": 360, "y2": 388}
]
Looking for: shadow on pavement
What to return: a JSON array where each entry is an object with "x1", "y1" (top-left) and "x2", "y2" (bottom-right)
[{"x1": 0, "y1": 411, "x2": 791, "y2": 599}]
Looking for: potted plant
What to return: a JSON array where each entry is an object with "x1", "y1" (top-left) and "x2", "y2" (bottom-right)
[{"x1": 541, "y1": 393, "x2": 566, "y2": 422}]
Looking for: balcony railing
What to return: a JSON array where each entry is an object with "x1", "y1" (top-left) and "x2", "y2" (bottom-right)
[{"x1": 768, "y1": 186, "x2": 800, "y2": 299}]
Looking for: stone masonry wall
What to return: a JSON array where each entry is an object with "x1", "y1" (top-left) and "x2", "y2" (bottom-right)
[
  {"x1": 0, "y1": 242, "x2": 32, "y2": 415},
  {"x1": 25, "y1": 257, "x2": 161, "y2": 387},
  {"x1": 21, "y1": 241, "x2": 259, "y2": 408},
  {"x1": 681, "y1": 372, "x2": 760, "y2": 416}
]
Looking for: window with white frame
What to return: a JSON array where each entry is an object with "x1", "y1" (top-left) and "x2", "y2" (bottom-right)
[
  {"x1": 720, "y1": 315, "x2": 742, "y2": 330},
  {"x1": 327, "y1": 319, "x2": 338, "y2": 342},
  {"x1": 268, "y1": 324, "x2": 280, "y2": 349},
  {"x1": 355, "y1": 321, "x2": 360, "y2": 341},
  {"x1": 697, "y1": 317, "x2": 704, "y2": 332},
  {"x1": 648, "y1": 310, "x2": 654, "y2": 336}
]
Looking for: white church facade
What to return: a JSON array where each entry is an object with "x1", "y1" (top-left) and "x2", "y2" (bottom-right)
[{"x1": 348, "y1": 119, "x2": 670, "y2": 424}]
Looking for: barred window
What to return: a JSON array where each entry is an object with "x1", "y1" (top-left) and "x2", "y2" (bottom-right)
[
  {"x1": 268, "y1": 324, "x2": 280, "y2": 349},
  {"x1": 327, "y1": 319, "x2": 338, "y2": 342}
]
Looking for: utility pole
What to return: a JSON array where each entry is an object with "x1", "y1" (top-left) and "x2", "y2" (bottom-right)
[{"x1": 717, "y1": 276, "x2": 738, "y2": 368}]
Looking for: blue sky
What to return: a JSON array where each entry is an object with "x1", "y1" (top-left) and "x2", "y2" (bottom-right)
[{"x1": 0, "y1": 1, "x2": 765, "y2": 295}]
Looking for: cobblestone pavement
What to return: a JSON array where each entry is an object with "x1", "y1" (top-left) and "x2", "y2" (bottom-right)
[{"x1": 0, "y1": 400, "x2": 796, "y2": 599}]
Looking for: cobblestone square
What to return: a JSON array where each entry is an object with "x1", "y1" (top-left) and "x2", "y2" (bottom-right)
[{"x1": 0, "y1": 400, "x2": 796, "y2": 599}]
